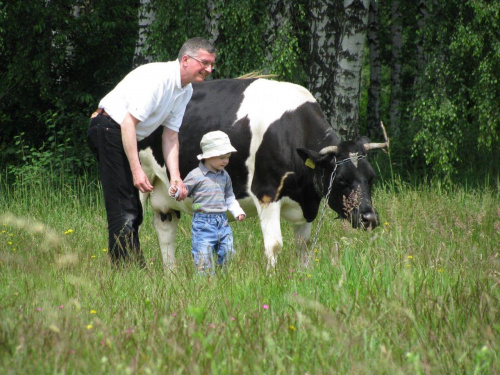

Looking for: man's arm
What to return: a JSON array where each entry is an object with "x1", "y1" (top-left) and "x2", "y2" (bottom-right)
[
  {"x1": 121, "y1": 112, "x2": 153, "y2": 193},
  {"x1": 162, "y1": 127, "x2": 188, "y2": 200}
]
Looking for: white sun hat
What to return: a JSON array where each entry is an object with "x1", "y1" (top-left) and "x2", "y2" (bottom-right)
[{"x1": 197, "y1": 130, "x2": 237, "y2": 160}]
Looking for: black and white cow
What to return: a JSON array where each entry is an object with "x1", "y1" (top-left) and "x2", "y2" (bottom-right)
[{"x1": 138, "y1": 78, "x2": 387, "y2": 269}]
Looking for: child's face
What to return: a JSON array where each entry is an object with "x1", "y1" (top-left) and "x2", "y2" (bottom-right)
[{"x1": 204, "y1": 153, "x2": 231, "y2": 172}]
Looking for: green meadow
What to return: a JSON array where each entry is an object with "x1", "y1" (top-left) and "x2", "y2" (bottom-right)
[{"x1": 0, "y1": 176, "x2": 498, "y2": 374}]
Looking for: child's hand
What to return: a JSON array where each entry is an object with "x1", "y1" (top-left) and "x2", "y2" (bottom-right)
[
  {"x1": 169, "y1": 185, "x2": 180, "y2": 198},
  {"x1": 237, "y1": 214, "x2": 246, "y2": 221}
]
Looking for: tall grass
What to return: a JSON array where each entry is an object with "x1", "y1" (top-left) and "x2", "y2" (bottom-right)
[{"x1": 0, "y1": 174, "x2": 498, "y2": 374}]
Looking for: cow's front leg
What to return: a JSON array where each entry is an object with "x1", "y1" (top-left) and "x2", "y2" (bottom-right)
[
  {"x1": 258, "y1": 202, "x2": 283, "y2": 271},
  {"x1": 293, "y1": 222, "x2": 312, "y2": 267},
  {"x1": 153, "y1": 211, "x2": 180, "y2": 270}
]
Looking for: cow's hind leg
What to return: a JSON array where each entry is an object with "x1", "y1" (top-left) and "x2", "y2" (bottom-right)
[
  {"x1": 258, "y1": 202, "x2": 283, "y2": 271},
  {"x1": 293, "y1": 222, "x2": 312, "y2": 267},
  {"x1": 153, "y1": 211, "x2": 180, "y2": 270},
  {"x1": 138, "y1": 191, "x2": 150, "y2": 232}
]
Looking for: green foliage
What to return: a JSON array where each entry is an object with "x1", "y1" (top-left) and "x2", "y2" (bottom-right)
[
  {"x1": 0, "y1": 0, "x2": 139, "y2": 169},
  {"x1": 7, "y1": 110, "x2": 93, "y2": 187},
  {"x1": 1, "y1": 179, "x2": 499, "y2": 373},
  {"x1": 144, "y1": 0, "x2": 207, "y2": 61},
  {"x1": 1, "y1": 0, "x2": 499, "y2": 185},
  {"x1": 409, "y1": 0, "x2": 500, "y2": 180},
  {"x1": 146, "y1": 0, "x2": 308, "y2": 83}
]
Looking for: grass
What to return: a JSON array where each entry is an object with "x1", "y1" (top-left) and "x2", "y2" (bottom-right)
[{"x1": 0, "y1": 174, "x2": 499, "y2": 374}]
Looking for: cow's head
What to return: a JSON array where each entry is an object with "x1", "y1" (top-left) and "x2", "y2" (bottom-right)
[{"x1": 297, "y1": 136, "x2": 387, "y2": 230}]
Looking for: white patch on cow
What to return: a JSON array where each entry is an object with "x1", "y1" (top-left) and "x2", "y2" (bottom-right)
[
  {"x1": 275, "y1": 172, "x2": 295, "y2": 201},
  {"x1": 236, "y1": 80, "x2": 316, "y2": 188},
  {"x1": 139, "y1": 148, "x2": 194, "y2": 269},
  {"x1": 256, "y1": 197, "x2": 310, "y2": 270},
  {"x1": 279, "y1": 197, "x2": 307, "y2": 224},
  {"x1": 257, "y1": 201, "x2": 283, "y2": 269},
  {"x1": 349, "y1": 152, "x2": 359, "y2": 168},
  {"x1": 152, "y1": 211, "x2": 180, "y2": 267}
]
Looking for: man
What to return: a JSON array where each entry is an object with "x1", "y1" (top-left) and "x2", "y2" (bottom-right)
[{"x1": 87, "y1": 37, "x2": 216, "y2": 266}]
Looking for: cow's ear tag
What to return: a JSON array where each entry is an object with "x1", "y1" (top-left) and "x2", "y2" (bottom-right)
[{"x1": 305, "y1": 158, "x2": 316, "y2": 169}]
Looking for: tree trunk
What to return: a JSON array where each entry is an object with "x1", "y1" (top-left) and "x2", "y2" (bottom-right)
[
  {"x1": 309, "y1": 0, "x2": 370, "y2": 140},
  {"x1": 390, "y1": 0, "x2": 402, "y2": 136},
  {"x1": 366, "y1": 0, "x2": 381, "y2": 140},
  {"x1": 264, "y1": 0, "x2": 292, "y2": 71},
  {"x1": 416, "y1": 0, "x2": 429, "y2": 71},
  {"x1": 205, "y1": 0, "x2": 221, "y2": 47},
  {"x1": 133, "y1": 0, "x2": 155, "y2": 67}
]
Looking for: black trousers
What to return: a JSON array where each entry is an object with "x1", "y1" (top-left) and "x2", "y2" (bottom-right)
[{"x1": 87, "y1": 113, "x2": 144, "y2": 265}]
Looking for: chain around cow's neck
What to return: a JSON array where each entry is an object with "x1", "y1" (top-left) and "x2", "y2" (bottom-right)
[
  {"x1": 309, "y1": 154, "x2": 367, "y2": 257},
  {"x1": 310, "y1": 162, "x2": 337, "y2": 255}
]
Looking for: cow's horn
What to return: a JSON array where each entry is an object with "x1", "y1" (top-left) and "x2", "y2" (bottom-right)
[
  {"x1": 364, "y1": 142, "x2": 387, "y2": 151},
  {"x1": 364, "y1": 121, "x2": 390, "y2": 151},
  {"x1": 319, "y1": 146, "x2": 338, "y2": 155}
]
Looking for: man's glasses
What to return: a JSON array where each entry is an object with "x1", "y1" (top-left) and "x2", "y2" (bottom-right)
[{"x1": 187, "y1": 55, "x2": 216, "y2": 70}]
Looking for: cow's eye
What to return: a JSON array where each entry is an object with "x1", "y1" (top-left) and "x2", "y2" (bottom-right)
[{"x1": 337, "y1": 178, "x2": 348, "y2": 187}]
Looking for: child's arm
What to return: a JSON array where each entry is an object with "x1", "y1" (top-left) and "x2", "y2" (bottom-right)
[{"x1": 225, "y1": 174, "x2": 245, "y2": 220}]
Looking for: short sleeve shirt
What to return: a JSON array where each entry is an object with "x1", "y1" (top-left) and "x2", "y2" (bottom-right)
[{"x1": 98, "y1": 61, "x2": 193, "y2": 140}]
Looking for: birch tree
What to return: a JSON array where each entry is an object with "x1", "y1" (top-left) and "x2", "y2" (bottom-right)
[
  {"x1": 366, "y1": 0, "x2": 381, "y2": 139},
  {"x1": 205, "y1": 0, "x2": 221, "y2": 47},
  {"x1": 309, "y1": 0, "x2": 370, "y2": 140},
  {"x1": 415, "y1": 0, "x2": 429, "y2": 75},
  {"x1": 133, "y1": 0, "x2": 155, "y2": 67},
  {"x1": 390, "y1": 0, "x2": 402, "y2": 136}
]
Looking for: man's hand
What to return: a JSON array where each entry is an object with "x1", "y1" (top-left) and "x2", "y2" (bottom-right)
[
  {"x1": 133, "y1": 167, "x2": 153, "y2": 193},
  {"x1": 121, "y1": 112, "x2": 153, "y2": 193}
]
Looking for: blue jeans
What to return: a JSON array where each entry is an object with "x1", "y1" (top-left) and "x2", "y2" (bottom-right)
[{"x1": 191, "y1": 213, "x2": 235, "y2": 272}]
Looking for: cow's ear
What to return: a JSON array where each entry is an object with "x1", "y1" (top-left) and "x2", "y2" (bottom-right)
[{"x1": 297, "y1": 148, "x2": 323, "y2": 169}]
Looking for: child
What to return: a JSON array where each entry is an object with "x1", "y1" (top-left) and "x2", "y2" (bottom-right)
[{"x1": 169, "y1": 131, "x2": 245, "y2": 273}]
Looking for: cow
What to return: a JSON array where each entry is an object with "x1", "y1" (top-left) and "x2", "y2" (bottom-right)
[{"x1": 138, "y1": 78, "x2": 388, "y2": 269}]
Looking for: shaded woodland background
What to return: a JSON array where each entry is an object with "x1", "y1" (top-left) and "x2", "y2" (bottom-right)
[{"x1": 1, "y1": 0, "x2": 498, "y2": 186}]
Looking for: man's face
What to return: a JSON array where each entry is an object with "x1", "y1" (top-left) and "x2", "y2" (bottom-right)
[{"x1": 182, "y1": 50, "x2": 216, "y2": 85}]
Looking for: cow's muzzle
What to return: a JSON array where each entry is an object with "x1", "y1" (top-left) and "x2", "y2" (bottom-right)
[{"x1": 349, "y1": 209, "x2": 380, "y2": 230}]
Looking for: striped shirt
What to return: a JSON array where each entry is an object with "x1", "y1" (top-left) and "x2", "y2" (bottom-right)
[{"x1": 184, "y1": 162, "x2": 245, "y2": 218}]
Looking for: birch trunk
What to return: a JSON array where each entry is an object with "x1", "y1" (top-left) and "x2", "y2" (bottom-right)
[
  {"x1": 366, "y1": 0, "x2": 381, "y2": 140},
  {"x1": 205, "y1": 0, "x2": 221, "y2": 46},
  {"x1": 309, "y1": 0, "x2": 370, "y2": 140},
  {"x1": 133, "y1": 0, "x2": 155, "y2": 67},
  {"x1": 390, "y1": 0, "x2": 402, "y2": 136},
  {"x1": 416, "y1": 0, "x2": 428, "y2": 71},
  {"x1": 265, "y1": 0, "x2": 292, "y2": 71}
]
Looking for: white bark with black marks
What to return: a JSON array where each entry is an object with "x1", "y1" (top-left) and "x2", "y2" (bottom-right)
[
  {"x1": 309, "y1": 0, "x2": 370, "y2": 140},
  {"x1": 133, "y1": 0, "x2": 155, "y2": 67},
  {"x1": 367, "y1": 0, "x2": 381, "y2": 140},
  {"x1": 390, "y1": 0, "x2": 402, "y2": 136}
]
